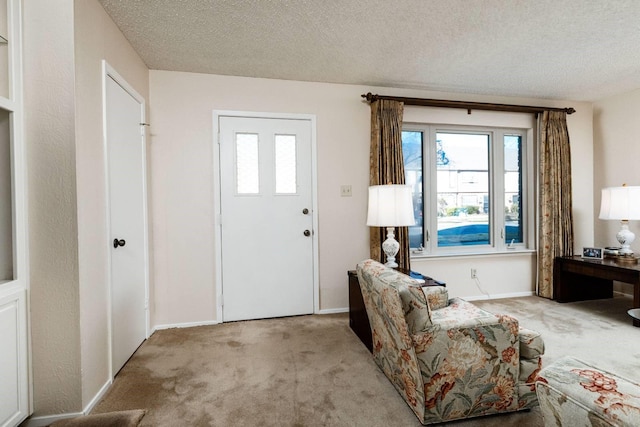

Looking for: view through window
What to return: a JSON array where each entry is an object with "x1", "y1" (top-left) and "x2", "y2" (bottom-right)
[{"x1": 403, "y1": 126, "x2": 525, "y2": 254}]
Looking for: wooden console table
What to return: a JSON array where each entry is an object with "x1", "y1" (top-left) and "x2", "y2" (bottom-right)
[
  {"x1": 554, "y1": 256, "x2": 640, "y2": 327},
  {"x1": 348, "y1": 269, "x2": 445, "y2": 352}
]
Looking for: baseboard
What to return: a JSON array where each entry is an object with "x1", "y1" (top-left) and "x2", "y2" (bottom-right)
[
  {"x1": 613, "y1": 290, "x2": 633, "y2": 297},
  {"x1": 23, "y1": 378, "x2": 113, "y2": 427},
  {"x1": 317, "y1": 307, "x2": 348, "y2": 314},
  {"x1": 464, "y1": 291, "x2": 535, "y2": 301},
  {"x1": 82, "y1": 379, "x2": 112, "y2": 415},
  {"x1": 153, "y1": 319, "x2": 220, "y2": 332},
  {"x1": 154, "y1": 311, "x2": 348, "y2": 330},
  {"x1": 22, "y1": 411, "x2": 84, "y2": 427}
]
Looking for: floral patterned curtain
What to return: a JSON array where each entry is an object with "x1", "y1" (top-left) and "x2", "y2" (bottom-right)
[
  {"x1": 369, "y1": 99, "x2": 410, "y2": 271},
  {"x1": 538, "y1": 110, "x2": 574, "y2": 298}
]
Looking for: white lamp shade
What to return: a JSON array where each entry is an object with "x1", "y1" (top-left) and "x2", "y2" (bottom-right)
[
  {"x1": 366, "y1": 184, "x2": 415, "y2": 227},
  {"x1": 599, "y1": 186, "x2": 640, "y2": 220}
]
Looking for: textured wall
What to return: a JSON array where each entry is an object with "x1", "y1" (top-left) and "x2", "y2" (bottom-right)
[
  {"x1": 23, "y1": 0, "x2": 82, "y2": 415},
  {"x1": 593, "y1": 89, "x2": 640, "y2": 295},
  {"x1": 22, "y1": 0, "x2": 150, "y2": 417},
  {"x1": 593, "y1": 89, "x2": 640, "y2": 247},
  {"x1": 148, "y1": 71, "x2": 595, "y2": 325},
  {"x1": 74, "y1": 0, "x2": 150, "y2": 408}
]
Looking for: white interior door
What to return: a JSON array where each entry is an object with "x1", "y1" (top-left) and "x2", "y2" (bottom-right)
[
  {"x1": 219, "y1": 115, "x2": 314, "y2": 322},
  {"x1": 105, "y1": 67, "x2": 149, "y2": 375}
]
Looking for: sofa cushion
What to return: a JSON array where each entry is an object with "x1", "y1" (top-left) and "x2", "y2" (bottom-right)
[
  {"x1": 397, "y1": 282, "x2": 432, "y2": 334},
  {"x1": 519, "y1": 357, "x2": 542, "y2": 383},
  {"x1": 422, "y1": 286, "x2": 448, "y2": 310},
  {"x1": 536, "y1": 356, "x2": 640, "y2": 427},
  {"x1": 519, "y1": 327, "x2": 544, "y2": 359},
  {"x1": 429, "y1": 297, "x2": 499, "y2": 327}
]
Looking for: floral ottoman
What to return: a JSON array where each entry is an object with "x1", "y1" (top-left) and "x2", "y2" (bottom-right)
[{"x1": 535, "y1": 356, "x2": 640, "y2": 426}]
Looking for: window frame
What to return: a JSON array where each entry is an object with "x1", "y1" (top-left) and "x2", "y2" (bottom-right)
[{"x1": 404, "y1": 123, "x2": 534, "y2": 257}]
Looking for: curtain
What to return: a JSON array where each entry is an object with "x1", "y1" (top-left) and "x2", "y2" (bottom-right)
[
  {"x1": 538, "y1": 110, "x2": 574, "y2": 298},
  {"x1": 369, "y1": 99, "x2": 411, "y2": 271}
]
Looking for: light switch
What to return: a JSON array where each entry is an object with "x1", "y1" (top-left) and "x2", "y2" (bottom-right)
[{"x1": 340, "y1": 185, "x2": 352, "y2": 197}]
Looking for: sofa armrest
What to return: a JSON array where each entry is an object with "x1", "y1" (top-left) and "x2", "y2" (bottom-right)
[
  {"x1": 411, "y1": 301, "x2": 521, "y2": 420},
  {"x1": 413, "y1": 298, "x2": 520, "y2": 376},
  {"x1": 422, "y1": 286, "x2": 448, "y2": 310}
]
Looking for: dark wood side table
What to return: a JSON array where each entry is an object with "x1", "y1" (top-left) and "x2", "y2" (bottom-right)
[
  {"x1": 554, "y1": 256, "x2": 640, "y2": 327},
  {"x1": 348, "y1": 269, "x2": 446, "y2": 352}
]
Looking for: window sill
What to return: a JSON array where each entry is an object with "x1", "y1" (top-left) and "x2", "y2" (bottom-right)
[{"x1": 410, "y1": 248, "x2": 536, "y2": 260}]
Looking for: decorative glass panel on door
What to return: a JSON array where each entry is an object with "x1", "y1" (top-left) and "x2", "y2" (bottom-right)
[
  {"x1": 235, "y1": 133, "x2": 259, "y2": 194},
  {"x1": 274, "y1": 134, "x2": 296, "y2": 194}
]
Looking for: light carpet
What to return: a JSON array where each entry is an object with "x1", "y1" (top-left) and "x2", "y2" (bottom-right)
[{"x1": 92, "y1": 294, "x2": 640, "y2": 426}]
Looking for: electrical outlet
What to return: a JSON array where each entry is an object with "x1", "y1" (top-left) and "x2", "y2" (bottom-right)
[
  {"x1": 471, "y1": 268, "x2": 477, "y2": 279},
  {"x1": 340, "y1": 185, "x2": 352, "y2": 197}
]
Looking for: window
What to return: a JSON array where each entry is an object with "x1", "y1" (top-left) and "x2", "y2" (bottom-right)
[
  {"x1": 274, "y1": 134, "x2": 297, "y2": 194},
  {"x1": 235, "y1": 132, "x2": 260, "y2": 194},
  {"x1": 403, "y1": 125, "x2": 529, "y2": 255}
]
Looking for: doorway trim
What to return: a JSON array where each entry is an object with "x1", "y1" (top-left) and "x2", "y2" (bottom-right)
[
  {"x1": 101, "y1": 60, "x2": 151, "y2": 378},
  {"x1": 212, "y1": 110, "x2": 319, "y2": 323}
]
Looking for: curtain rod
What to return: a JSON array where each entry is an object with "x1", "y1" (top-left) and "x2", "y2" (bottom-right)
[{"x1": 361, "y1": 92, "x2": 576, "y2": 115}]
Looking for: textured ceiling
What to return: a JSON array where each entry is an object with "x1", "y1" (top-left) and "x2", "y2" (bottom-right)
[{"x1": 98, "y1": 0, "x2": 640, "y2": 101}]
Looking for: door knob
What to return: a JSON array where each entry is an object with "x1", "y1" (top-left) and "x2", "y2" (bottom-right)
[
  {"x1": 113, "y1": 238, "x2": 126, "y2": 248},
  {"x1": 303, "y1": 230, "x2": 311, "y2": 237},
  {"x1": 302, "y1": 208, "x2": 309, "y2": 215}
]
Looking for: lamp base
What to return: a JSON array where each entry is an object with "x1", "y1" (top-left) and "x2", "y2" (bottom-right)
[
  {"x1": 617, "y1": 221, "x2": 635, "y2": 256},
  {"x1": 381, "y1": 227, "x2": 400, "y2": 268},
  {"x1": 615, "y1": 254, "x2": 639, "y2": 265}
]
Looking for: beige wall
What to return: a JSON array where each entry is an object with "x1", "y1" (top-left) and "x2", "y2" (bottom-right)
[
  {"x1": 593, "y1": 89, "x2": 640, "y2": 294},
  {"x1": 23, "y1": 0, "x2": 150, "y2": 417},
  {"x1": 74, "y1": 0, "x2": 150, "y2": 409},
  {"x1": 24, "y1": 0, "x2": 81, "y2": 415},
  {"x1": 148, "y1": 73, "x2": 372, "y2": 325},
  {"x1": 149, "y1": 70, "x2": 594, "y2": 324},
  {"x1": 593, "y1": 89, "x2": 640, "y2": 246}
]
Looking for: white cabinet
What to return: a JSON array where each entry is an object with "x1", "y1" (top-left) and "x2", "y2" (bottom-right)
[
  {"x1": 0, "y1": 289, "x2": 28, "y2": 427},
  {"x1": 0, "y1": 0, "x2": 28, "y2": 426}
]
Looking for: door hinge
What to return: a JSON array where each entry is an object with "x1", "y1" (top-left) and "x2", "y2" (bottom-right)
[{"x1": 144, "y1": 298, "x2": 149, "y2": 310}]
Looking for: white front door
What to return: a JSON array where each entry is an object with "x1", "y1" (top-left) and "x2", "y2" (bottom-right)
[
  {"x1": 219, "y1": 115, "x2": 315, "y2": 322},
  {"x1": 104, "y1": 65, "x2": 149, "y2": 375}
]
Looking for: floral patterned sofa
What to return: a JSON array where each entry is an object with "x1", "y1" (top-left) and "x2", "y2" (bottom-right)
[
  {"x1": 356, "y1": 259, "x2": 544, "y2": 425},
  {"x1": 535, "y1": 356, "x2": 640, "y2": 426}
]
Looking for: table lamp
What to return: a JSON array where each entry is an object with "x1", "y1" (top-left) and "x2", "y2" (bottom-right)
[
  {"x1": 599, "y1": 185, "x2": 640, "y2": 257},
  {"x1": 367, "y1": 184, "x2": 415, "y2": 268}
]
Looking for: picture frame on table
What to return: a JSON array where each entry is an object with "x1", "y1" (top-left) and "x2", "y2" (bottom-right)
[{"x1": 582, "y1": 247, "x2": 603, "y2": 259}]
